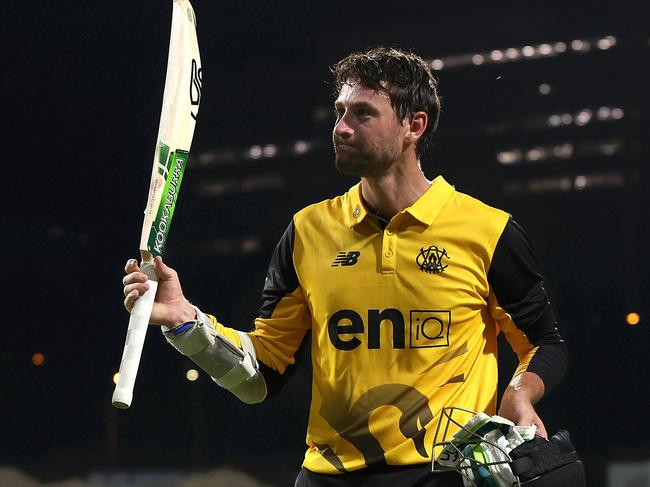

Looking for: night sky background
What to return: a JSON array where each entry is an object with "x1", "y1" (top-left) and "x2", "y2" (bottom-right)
[{"x1": 2, "y1": 1, "x2": 648, "y2": 486}]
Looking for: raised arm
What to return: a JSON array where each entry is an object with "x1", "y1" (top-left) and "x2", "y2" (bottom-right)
[
  {"x1": 122, "y1": 220, "x2": 311, "y2": 404},
  {"x1": 122, "y1": 256, "x2": 266, "y2": 404}
]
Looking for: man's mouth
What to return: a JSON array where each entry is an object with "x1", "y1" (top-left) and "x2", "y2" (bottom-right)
[{"x1": 335, "y1": 143, "x2": 356, "y2": 151}]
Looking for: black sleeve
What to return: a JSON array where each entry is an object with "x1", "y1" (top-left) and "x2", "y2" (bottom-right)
[
  {"x1": 258, "y1": 220, "x2": 300, "y2": 319},
  {"x1": 488, "y1": 218, "x2": 568, "y2": 393},
  {"x1": 256, "y1": 220, "x2": 309, "y2": 398}
]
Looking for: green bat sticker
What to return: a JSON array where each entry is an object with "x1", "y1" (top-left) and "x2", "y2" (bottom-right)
[{"x1": 148, "y1": 143, "x2": 188, "y2": 257}]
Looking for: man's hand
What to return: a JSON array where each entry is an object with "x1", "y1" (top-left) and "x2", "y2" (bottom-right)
[
  {"x1": 122, "y1": 256, "x2": 196, "y2": 328},
  {"x1": 497, "y1": 371, "x2": 548, "y2": 438}
]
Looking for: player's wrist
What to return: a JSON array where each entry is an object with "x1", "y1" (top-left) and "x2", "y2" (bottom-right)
[
  {"x1": 168, "y1": 300, "x2": 198, "y2": 329},
  {"x1": 501, "y1": 387, "x2": 534, "y2": 407},
  {"x1": 505, "y1": 372, "x2": 545, "y2": 404}
]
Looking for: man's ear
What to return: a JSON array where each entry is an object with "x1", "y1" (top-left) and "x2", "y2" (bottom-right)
[{"x1": 404, "y1": 111, "x2": 428, "y2": 144}]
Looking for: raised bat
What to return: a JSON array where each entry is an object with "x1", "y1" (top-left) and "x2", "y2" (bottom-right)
[{"x1": 112, "y1": 0, "x2": 202, "y2": 409}]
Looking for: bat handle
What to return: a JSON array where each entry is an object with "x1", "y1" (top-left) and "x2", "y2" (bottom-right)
[{"x1": 112, "y1": 261, "x2": 158, "y2": 409}]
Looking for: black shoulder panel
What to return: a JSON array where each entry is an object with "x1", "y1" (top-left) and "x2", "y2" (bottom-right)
[
  {"x1": 489, "y1": 218, "x2": 568, "y2": 392},
  {"x1": 489, "y1": 218, "x2": 556, "y2": 341},
  {"x1": 256, "y1": 220, "x2": 305, "y2": 396},
  {"x1": 258, "y1": 220, "x2": 300, "y2": 319}
]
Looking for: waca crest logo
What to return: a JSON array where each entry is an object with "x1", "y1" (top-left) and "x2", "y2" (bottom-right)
[{"x1": 416, "y1": 245, "x2": 449, "y2": 274}]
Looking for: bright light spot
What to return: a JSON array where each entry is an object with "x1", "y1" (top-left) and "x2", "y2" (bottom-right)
[
  {"x1": 561, "y1": 113, "x2": 573, "y2": 125},
  {"x1": 113, "y1": 373, "x2": 119, "y2": 385},
  {"x1": 548, "y1": 114, "x2": 562, "y2": 127},
  {"x1": 526, "y1": 148, "x2": 544, "y2": 161},
  {"x1": 522, "y1": 46, "x2": 535, "y2": 57},
  {"x1": 571, "y1": 39, "x2": 584, "y2": 51},
  {"x1": 575, "y1": 109, "x2": 593, "y2": 126},
  {"x1": 597, "y1": 37, "x2": 612, "y2": 50},
  {"x1": 505, "y1": 48, "x2": 519, "y2": 59},
  {"x1": 626, "y1": 312, "x2": 641, "y2": 326},
  {"x1": 471, "y1": 54, "x2": 484, "y2": 65},
  {"x1": 431, "y1": 59, "x2": 444, "y2": 70},
  {"x1": 574, "y1": 175, "x2": 587, "y2": 190},
  {"x1": 490, "y1": 50, "x2": 504, "y2": 61},
  {"x1": 596, "y1": 36, "x2": 617, "y2": 50},
  {"x1": 249, "y1": 145, "x2": 262, "y2": 159},
  {"x1": 538, "y1": 43, "x2": 553, "y2": 55},
  {"x1": 497, "y1": 150, "x2": 522, "y2": 165},
  {"x1": 186, "y1": 369, "x2": 199, "y2": 381},
  {"x1": 262, "y1": 144, "x2": 277, "y2": 158},
  {"x1": 611, "y1": 108, "x2": 624, "y2": 119},
  {"x1": 538, "y1": 83, "x2": 551, "y2": 95},
  {"x1": 554, "y1": 42, "x2": 567, "y2": 53},
  {"x1": 597, "y1": 106, "x2": 612, "y2": 120},
  {"x1": 293, "y1": 140, "x2": 309, "y2": 154},
  {"x1": 32, "y1": 353, "x2": 45, "y2": 366}
]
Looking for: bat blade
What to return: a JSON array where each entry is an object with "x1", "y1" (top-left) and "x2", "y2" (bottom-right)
[{"x1": 112, "y1": 0, "x2": 202, "y2": 409}]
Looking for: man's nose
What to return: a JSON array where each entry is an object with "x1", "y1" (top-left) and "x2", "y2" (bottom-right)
[{"x1": 334, "y1": 116, "x2": 353, "y2": 139}]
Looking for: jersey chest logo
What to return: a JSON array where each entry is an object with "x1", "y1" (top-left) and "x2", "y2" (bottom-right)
[
  {"x1": 416, "y1": 245, "x2": 450, "y2": 274},
  {"x1": 328, "y1": 308, "x2": 452, "y2": 350},
  {"x1": 331, "y1": 251, "x2": 361, "y2": 267}
]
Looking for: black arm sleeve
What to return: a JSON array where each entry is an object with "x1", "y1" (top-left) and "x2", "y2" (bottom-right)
[
  {"x1": 256, "y1": 220, "x2": 309, "y2": 398},
  {"x1": 259, "y1": 220, "x2": 300, "y2": 319},
  {"x1": 488, "y1": 218, "x2": 568, "y2": 393}
]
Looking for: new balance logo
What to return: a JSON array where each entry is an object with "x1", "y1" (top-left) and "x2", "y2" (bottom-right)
[{"x1": 332, "y1": 251, "x2": 360, "y2": 267}]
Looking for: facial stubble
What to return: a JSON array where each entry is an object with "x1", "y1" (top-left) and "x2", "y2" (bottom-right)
[{"x1": 333, "y1": 133, "x2": 403, "y2": 178}]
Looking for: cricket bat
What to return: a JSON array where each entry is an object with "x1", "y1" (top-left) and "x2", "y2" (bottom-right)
[{"x1": 112, "y1": 0, "x2": 202, "y2": 409}]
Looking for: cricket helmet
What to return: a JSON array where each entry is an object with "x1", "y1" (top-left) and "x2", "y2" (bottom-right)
[{"x1": 432, "y1": 406, "x2": 586, "y2": 487}]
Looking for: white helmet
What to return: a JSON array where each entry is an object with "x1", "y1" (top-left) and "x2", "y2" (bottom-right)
[{"x1": 431, "y1": 406, "x2": 585, "y2": 487}]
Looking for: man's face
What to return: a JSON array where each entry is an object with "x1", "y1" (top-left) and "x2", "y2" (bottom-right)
[{"x1": 333, "y1": 82, "x2": 408, "y2": 177}]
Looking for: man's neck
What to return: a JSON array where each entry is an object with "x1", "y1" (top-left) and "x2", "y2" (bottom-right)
[{"x1": 359, "y1": 163, "x2": 432, "y2": 220}]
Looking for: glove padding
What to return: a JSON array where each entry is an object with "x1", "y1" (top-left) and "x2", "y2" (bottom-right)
[{"x1": 510, "y1": 430, "x2": 585, "y2": 485}]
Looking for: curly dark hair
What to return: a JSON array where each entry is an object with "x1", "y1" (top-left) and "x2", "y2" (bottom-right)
[{"x1": 332, "y1": 47, "x2": 441, "y2": 158}]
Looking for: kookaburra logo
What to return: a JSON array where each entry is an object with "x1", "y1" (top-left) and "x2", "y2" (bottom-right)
[
  {"x1": 416, "y1": 245, "x2": 450, "y2": 274},
  {"x1": 190, "y1": 59, "x2": 202, "y2": 120}
]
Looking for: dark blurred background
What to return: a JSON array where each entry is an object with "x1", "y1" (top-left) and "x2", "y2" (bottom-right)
[{"x1": 2, "y1": 1, "x2": 648, "y2": 486}]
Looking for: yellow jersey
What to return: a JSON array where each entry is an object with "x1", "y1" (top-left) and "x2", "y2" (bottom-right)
[{"x1": 209, "y1": 176, "x2": 566, "y2": 474}]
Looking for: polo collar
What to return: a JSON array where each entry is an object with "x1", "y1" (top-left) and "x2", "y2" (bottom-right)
[
  {"x1": 343, "y1": 176, "x2": 455, "y2": 228},
  {"x1": 344, "y1": 182, "x2": 369, "y2": 228},
  {"x1": 405, "y1": 175, "x2": 455, "y2": 226}
]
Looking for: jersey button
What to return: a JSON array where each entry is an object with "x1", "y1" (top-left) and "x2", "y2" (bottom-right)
[
  {"x1": 384, "y1": 250, "x2": 393, "y2": 258},
  {"x1": 386, "y1": 230, "x2": 393, "y2": 236}
]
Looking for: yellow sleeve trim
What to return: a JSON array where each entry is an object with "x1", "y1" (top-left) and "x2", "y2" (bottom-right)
[
  {"x1": 205, "y1": 313, "x2": 242, "y2": 349},
  {"x1": 247, "y1": 287, "x2": 311, "y2": 374},
  {"x1": 513, "y1": 345, "x2": 538, "y2": 377}
]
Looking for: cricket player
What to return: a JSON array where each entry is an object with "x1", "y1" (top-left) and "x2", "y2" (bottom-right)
[{"x1": 122, "y1": 47, "x2": 567, "y2": 486}]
